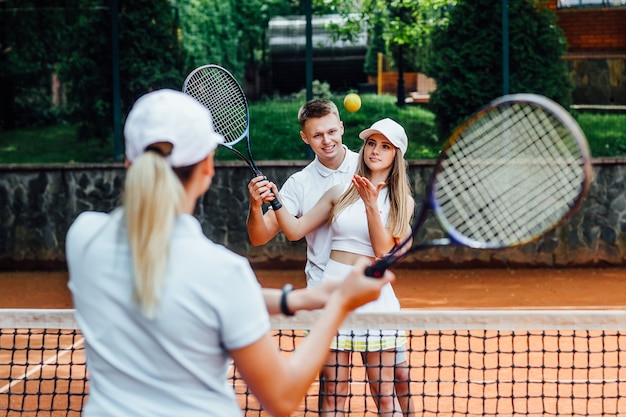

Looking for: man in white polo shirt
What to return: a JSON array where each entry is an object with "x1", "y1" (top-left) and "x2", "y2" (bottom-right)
[{"x1": 247, "y1": 98, "x2": 358, "y2": 288}]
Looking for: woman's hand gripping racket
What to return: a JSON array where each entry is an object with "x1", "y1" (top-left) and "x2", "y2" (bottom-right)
[
  {"x1": 183, "y1": 64, "x2": 282, "y2": 210},
  {"x1": 366, "y1": 93, "x2": 593, "y2": 278}
]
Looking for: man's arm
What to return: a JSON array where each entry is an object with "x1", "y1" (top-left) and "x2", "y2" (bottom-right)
[
  {"x1": 247, "y1": 176, "x2": 282, "y2": 246},
  {"x1": 271, "y1": 184, "x2": 337, "y2": 241}
]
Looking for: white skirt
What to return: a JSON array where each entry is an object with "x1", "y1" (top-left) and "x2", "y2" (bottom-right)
[{"x1": 324, "y1": 259, "x2": 406, "y2": 352}]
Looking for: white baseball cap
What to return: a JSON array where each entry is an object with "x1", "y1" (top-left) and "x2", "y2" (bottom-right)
[
  {"x1": 358, "y1": 118, "x2": 408, "y2": 156},
  {"x1": 124, "y1": 89, "x2": 224, "y2": 167}
]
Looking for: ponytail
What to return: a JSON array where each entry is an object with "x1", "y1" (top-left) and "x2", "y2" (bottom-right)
[{"x1": 123, "y1": 152, "x2": 185, "y2": 318}]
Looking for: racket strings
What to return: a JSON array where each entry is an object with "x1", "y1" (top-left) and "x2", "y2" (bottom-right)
[
  {"x1": 436, "y1": 102, "x2": 586, "y2": 246},
  {"x1": 184, "y1": 69, "x2": 248, "y2": 144},
  {"x1": 480, "y1": 109, "x2": 580, "y2": 236},
  {"x1": 439, "y1": 108, "x2": 543, "y2": 242},
  {"x1": 454, "y1": 139, "x2": 579, "y2": 242},
  {"x1": 447, "y1": 146, "x2": 577, "y2": 243}
]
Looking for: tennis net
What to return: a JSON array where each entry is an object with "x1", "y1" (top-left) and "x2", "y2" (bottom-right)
[{"x1": 2, "y1": 308, "x2": 626, "y2": 416}]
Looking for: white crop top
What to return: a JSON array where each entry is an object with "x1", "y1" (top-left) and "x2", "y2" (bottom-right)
[{"x1": 330, "y1": 186, "x2": 390, "y2": 258}]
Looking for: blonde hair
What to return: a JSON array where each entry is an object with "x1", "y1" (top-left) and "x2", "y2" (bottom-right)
[
  {"x1": 123, "y1": 150, "x2": 186, "y2": 318},
  {"x1": 330, "y1": 147, "x2": 413, "y2": 240}
]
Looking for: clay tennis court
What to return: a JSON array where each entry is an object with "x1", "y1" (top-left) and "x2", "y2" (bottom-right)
[
  {"x1": 2, "y1": 267, "x2": 625, "y2": 309},
  {"x1": 2, "y1": 267, "x2": 626, "y2": 416}
]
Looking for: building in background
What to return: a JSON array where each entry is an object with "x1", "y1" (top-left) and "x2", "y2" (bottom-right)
[
  {"x1": 547, "y1": 0, "x2": 626, "y2": 105},
  {"x1": 267, "y1": 14, "x2": 368, "y2": 95}
]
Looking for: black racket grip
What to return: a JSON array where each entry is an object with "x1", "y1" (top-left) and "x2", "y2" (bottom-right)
[
  {"x1": 256, "y1": 172, "x2": 283, "y2": 211},
  {"x1": 364, "y1": 257, "x2": 395, "y2": 279}
]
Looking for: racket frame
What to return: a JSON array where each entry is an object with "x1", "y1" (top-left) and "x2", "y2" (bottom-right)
[
  {"x1": 183, "y1": 64, "x2": 282, "y2": 210},
  {"x1": 366, "y1": 93, "x2": 592, "y2": 277}
]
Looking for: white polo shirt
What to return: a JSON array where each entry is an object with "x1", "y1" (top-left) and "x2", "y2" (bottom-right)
[
  {"x1": 66, "y1": 210, "x2": 269, "y2": 417},
  {"x1": 278, "y1": 146, "x2": 359, "y2": 287}
]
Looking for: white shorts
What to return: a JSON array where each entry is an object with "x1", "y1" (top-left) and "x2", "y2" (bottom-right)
[{"x1": 324, "y1": 259, "x2": 406, "y2": 352}]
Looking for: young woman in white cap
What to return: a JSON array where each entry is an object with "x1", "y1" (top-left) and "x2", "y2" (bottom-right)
[
  {"x1": 266, "y1": 118, "x2": 415, "y2": 417},
  {"x1": 65, "y1": 89, "x2": 394, "y2": 417}
]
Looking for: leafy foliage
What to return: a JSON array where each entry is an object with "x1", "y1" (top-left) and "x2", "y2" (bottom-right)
[
  {"x1": 0, "y1": 94, "x2": 440, "y2": 163},
  {"x1": 1, "y1": 0, "x2": 341, "y2": 142},
  {"x1": 0, "y1": 0, "x2": 78, "y2": 129},
  {"x1": 363, "y1": 21, "x2": 386, "y2": 76},
  {"x1": 179, "y1": 0, "x2": 242, "y2": 77},
  {"x1": 2, "y1": 97, "x2": 625, "y2": 163},
  {"x1": 291, "y1": 80, "x2": 334, "y2": 100},
  {"x1": 322, "y1": 0, "x2": 456, "y2": 73},
  {"x1": 426, "y1": 0, "x2": 572, "y2": 140},
  {"x1": 230, "y1": 1, "x2": 299, "y2": 70},
  {"x1": 0, "y1": 0, "x2": 577, "y2": 156},
  {"x1": 229, "y1": 93, "x2": 439, "y2": 161},
  {"x1": 57, "y1": 0, "x2": 184, "y2": 143}
]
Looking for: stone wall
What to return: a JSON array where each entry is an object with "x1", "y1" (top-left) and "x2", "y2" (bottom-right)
[
  {"x1": 566, "y1": 57, "x2": 626, "y2": 105},
  {"x1": 1, "y1": 159, "x2": 625, "y2": 270}
]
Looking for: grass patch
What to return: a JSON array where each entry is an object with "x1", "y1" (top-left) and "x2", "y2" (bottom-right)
[
  {"x1": 244, "y1": 93, "x2": 439, "y2": 162},
  {"x1": 0, "y1": 124, "x2": 114, "y2": 164},
  {"x1": 575, "y1": 112, "x2": 626, "y2": 157},
  {"x1": 1, "y1": 95, "x2": 624, "y2": 163}
]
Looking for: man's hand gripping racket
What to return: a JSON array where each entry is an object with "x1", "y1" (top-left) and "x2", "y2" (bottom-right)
[
  {"x1": 366, "y1": 94, "x2": 592, "y2": 278},
  {"x1": 183, "y1": 64, "x2": 282, "y2": 210}
]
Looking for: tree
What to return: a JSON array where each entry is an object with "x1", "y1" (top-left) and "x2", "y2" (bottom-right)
[
  {"x1": 179, "y1": 0, "x2": 241, "y2": 77},
  {"x1": 322, "y1": 0, "x2": 455, "y2": 105},
  {"x1": 426, "y1": 0, "x2": 572, "y2": 140},
  {"x1": 363, "y1": 20, "x2": 385, "y2": 77},
  {"x1": 3, "y1": 0, "x2": 310, "y2": 144},
  {"x1": 231, "y1": 1, "x2": 299, "y2": 69},
  {"x1": 58, "y1": 0, "x2": 184, "y2": 143},
  {"x1": 180, "y1": 0, "x2": 310, "y2": 86},
  {"x1": 0, "y1": 0, "x2": 76, "y2": 129}
]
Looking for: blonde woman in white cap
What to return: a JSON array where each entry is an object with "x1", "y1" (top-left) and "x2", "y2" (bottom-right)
[
  {"x1": 267, "y1": 118, "x2": 415, "y2": 417},
  {"x1": 65, "y1": 89, "x2": 393, "y2": 417}
]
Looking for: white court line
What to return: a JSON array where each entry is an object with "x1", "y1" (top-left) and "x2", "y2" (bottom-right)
[
  {"x1": 414, "y1": 378, "x2": 626, "y2": 385},
  {"x1": 0, "y1": 336, "x2": 84, "y2": 393}
]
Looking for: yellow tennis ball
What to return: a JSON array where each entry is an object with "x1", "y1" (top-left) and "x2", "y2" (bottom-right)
[{"x1": 343, "y1": 93, "x2": 361, "y2": 113}]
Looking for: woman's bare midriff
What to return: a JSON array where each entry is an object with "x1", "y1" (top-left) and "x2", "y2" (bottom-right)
[{"x1": 330, "y1": 250, "x2": 375, "y2": 265}]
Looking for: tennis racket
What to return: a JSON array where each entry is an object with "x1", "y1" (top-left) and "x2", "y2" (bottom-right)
[
  {"x1": 183, "y1": 64, "x2": 282, "y2": 210},
  {"x1": 366, "y1": 93, "x2": 592, "y2": 278}
]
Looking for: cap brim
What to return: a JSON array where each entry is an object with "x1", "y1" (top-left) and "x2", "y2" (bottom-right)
[
  {"x1": 209, "y1": 131, "x2": 225, "y2": 149},
  {"x1": 359, "y1": 128, "x2": 380, "y2": 140}
]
